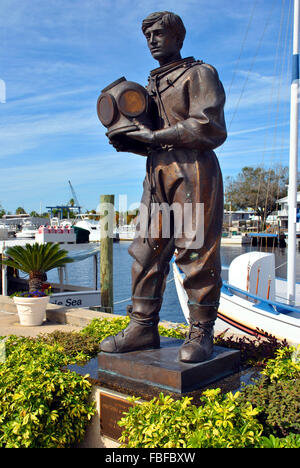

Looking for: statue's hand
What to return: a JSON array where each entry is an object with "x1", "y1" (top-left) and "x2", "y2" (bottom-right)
[
  {"x1": 109, "y1": 138, "x2": 126, "y2": 152},
  {"x1": 126, "y1": 120, "x2": 155, "y2": 145},
  {"x1": 108, "y1": 133, "x2": 149, "y2": 156}
]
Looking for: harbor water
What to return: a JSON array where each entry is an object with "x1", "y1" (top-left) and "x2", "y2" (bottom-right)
[{"x1": 47, "y1": 242, "x2": 300, "y2": 325}]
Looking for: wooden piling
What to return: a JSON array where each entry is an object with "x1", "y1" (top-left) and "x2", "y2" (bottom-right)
[{"x1": 100, "y1": 195, "x2": 114, "y2": 313}]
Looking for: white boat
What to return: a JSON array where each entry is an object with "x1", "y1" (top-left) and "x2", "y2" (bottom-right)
[
  {"x1": 15, "y1": 220, "x2": 38, "y2": 239},
  {"x1": 173, "y1": 252, "x2": 300, "y2": 344},
  {"x1": 74, "y1": 216, "x2": 101, "y2": 242},
  {"x1": 221, "y1": 233, "x2": 251, "y2": 245},
  {"x1": 173, "y1": 0, "x2": 300, "y2": 345},
  {"x1": 74, "y1": 215, "x2": 124, "y2": 242},
  {"x1": 35, "y1": 224, "x2": 76, "y2": 245}
]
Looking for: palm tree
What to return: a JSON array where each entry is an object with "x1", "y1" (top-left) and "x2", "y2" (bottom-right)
[{"x1": 1, "y1": 243, "x2": 74, "y2": 292}]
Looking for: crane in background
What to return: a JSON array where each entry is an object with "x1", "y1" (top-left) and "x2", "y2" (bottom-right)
[
  {"x1": 46, "y1": 181, "x2": 82, "y2": 219},
  {"x1": 68, "y1": 180, "x2": 81, "y2": 214}
]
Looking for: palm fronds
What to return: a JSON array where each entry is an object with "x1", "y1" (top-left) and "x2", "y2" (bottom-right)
[{"x1": 0, "y1": 242, "x2": 74, "y2": 275}]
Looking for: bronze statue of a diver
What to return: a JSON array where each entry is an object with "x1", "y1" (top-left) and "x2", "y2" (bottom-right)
[{"x1": 98, "y1": 11, "x2": 227, "y2": 363}]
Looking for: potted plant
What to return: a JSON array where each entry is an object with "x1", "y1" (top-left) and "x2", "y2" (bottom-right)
[{"x1": 1, "y1": 243, "x2": 74, "y2": 326}]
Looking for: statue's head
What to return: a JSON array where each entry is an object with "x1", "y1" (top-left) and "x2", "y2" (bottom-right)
[{"x1": 142, "y1": 11, "x2": 186, "y2": 66}]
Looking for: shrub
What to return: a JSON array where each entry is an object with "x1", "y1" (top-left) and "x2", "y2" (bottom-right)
[
  {"x1": 259, "y1": 433, "x2": 300, "y2": 448},
  {"x1": 118, "y1": 393, "x2": 197, "y2": 448},
  {"x1": 238, "y1": 346, "x2": 300, "y2": 437},
  {"x1": 158, "y1": 324, "x2": 186, "y2": 339},
  {"x1": 185, "y1": 389, "x2": 263, "y2": 448},
  {"x1": 214, "y1": 331, "x2": 289, "y2": 367},
  {"x1": 0, "y1": 336, "x2": 95, "y2": 448},
  {"x1": 81, "y1": 317, "x2": 186, "y2": 342},
  {"x1": 238, "y1": 377, "x2": 300, "y2": 437},
  {"x1": 260, "y1": 346, "x2": 300, "y2": 382},
  {"x1": 118, "y1": 389, "x2": 263, "y2": 448},
  {"x1": 37, "y1": 331, "x2": 100, "y2": 360},
  {"x1": 81, "y1": 317, "x2": 130, "y2": 342}
]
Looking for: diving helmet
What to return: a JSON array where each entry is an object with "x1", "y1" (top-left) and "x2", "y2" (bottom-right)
[{"x1": 97, "y1": 77, "x2": 157, "y2": 144}]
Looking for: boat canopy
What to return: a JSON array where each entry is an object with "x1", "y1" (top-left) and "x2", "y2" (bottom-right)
[
  {"x1": 66, "y1": 247, "x2": 99, "y2": 262},
  {"x1": 247, "y1": 233, "x2": 278, "y2": 238}
]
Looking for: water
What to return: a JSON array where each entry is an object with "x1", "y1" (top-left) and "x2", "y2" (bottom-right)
[{"x1": 47, "y1": 242, "x2": 300, "y2": 325}]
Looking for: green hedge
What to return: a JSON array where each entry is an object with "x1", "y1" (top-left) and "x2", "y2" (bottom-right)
[
  {"x1": 238, "y1": 347, "x2": 300, "y2": 437},
  {"x1": 118, "y1": 346, "x2": 300, "y2": 448},
  {"x1": 0, "y1": 318, "x2": 299, "y2": 449},
  {"x1": 0, "y1": 336, "x2": 95, "y2": 448},
  {"x1": 118, "y1": 390, "x2": 263, "y2": 448}
]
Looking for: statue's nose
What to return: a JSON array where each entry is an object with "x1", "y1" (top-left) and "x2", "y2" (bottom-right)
[{"x1": 149, "y1": 33, "x2": 157, "y2": 45}]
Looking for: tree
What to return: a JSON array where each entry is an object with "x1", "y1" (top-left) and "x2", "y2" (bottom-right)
[
  {"x1": 0, "y1": 203, "x2": 5, "y2": 218},
  {"x1": 15, "y1": 207, "x2": 26, "y2": 215},
  {"x1": 225, "y1": 166, "x2": 291, "y2": 224},
  {"x1": 30, "y1": 211, "x2": 40, "y2": 217},
  {"x1": 0, "y1": 243, "x2": 74, "y2": 291}
]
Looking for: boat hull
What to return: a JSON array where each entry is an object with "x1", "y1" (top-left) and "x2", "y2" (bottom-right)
[
  {"x1": 219, "y1": 287, "x2": 299, "y2": 343},
  {"x1": 172, "y1": 261, "x2": 300, "y2": 344},
  {"x1": 221, "y1": 235, "x2": 251, "y2": 245}
]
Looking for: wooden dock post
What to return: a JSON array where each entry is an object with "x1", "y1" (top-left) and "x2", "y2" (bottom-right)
[{"x1": 100, "y1": 195, "x2": 114, "y2": 313}]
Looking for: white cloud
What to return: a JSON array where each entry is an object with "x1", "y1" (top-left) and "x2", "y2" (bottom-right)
[
  {"x1": 0, "y1": 106, "x2": 102, "y2": 158},
  {"x1": 0, "y1": 151, "x2": 147, "y2": 211},
  {"x1": 228, "y1": 121, "x2": 289, "y2": 137}
]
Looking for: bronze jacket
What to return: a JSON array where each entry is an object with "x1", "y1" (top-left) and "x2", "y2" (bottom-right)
[{"x1": 147, "y1": 56, "x2": 227, "y2": 152}]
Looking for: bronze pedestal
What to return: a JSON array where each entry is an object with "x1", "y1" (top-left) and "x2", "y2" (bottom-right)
[{"x1": 98, "y1": 336, "x2": 240, "y2": 393}]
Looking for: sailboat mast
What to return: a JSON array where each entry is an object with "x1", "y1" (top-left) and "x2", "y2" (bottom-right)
[{"x1": 287, "y1": 0, "x2": 299, "y2": 304}]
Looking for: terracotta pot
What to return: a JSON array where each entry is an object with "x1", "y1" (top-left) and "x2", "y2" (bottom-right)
[{"x1": 13, "y1": 296, "x2": 50, "y2": 326}]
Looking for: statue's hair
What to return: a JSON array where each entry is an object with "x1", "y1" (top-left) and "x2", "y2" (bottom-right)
[{"x1": 142, "y1": 11, "x2": 186, "y2": 48}]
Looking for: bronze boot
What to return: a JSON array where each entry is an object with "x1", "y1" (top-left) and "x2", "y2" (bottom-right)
[
  {"x1": 178, "y1": 304, "x2": 218, "y2": 363},
  {"x1": 99, "y1": 297, "x2": 161, "y2": 353}
]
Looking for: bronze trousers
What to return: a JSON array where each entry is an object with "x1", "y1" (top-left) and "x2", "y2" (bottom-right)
[{"x1": 128, "y1": 148, "x2": 223, "y2": 322}]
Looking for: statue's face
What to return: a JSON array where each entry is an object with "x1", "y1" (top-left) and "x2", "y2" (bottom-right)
[{"x1": 144, "y1": 21, "x2": 181, "y2": 64}]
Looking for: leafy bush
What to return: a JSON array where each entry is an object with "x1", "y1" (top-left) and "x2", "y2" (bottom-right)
[
  {"x1": 37, "y1": 331, "x2": 100, "y2": 360},
  {"x1": 81, "y1": 317, "x2": 186, "y2": 342},
  {"x1": 259, "y1": 433, "x2": 300, "y2": 448},
  {"x1": 81, "y1": 317, "x2": 130, "y2": 342},
  {"x1": 260, "y1": 346, "x2": 300, "y2": 382},
  {"x1": 118, "y1": 390, "x2": 263, "y2": 448},
  {"x1": 0, "y1": 336, "x2": 95, "y2": 448},
  {"x1": 118, "y1": 393, "x2": 198, "y2": 448},
  {"x1": 238, "y1": 346, "x2": 300, "y2": 437},
  {"x1": 238, "y1": 377, "x2": 300, "y2": 437},
  {"x1": 186, "y1": 389, "x2": 263, "y2": 448},
  {"x1": 214, "y1": 331, "x2": 289, "y2": 367},
  {"x1": 158, "y1": 323, "x2": 186, "y2": 339}
]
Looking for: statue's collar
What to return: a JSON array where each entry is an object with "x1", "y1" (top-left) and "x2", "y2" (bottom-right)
[{"x1": 150, "y1": 56, "x2": 195, "y2": 77}]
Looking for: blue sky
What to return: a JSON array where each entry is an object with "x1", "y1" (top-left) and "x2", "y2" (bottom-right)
[{"x1": 0, "y1": 0, "x2": 296, "y2": 214}]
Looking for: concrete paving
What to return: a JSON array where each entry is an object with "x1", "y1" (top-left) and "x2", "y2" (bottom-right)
[
  {"x1": 0, "y1": 297, "x2": 124, "y2": 338},
  {"x1": 0, "y1": 310, "x2": 82, "y2": 337},
  {"x1": 0, "y1": 296, "x2": 245, "y2": 340}
]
